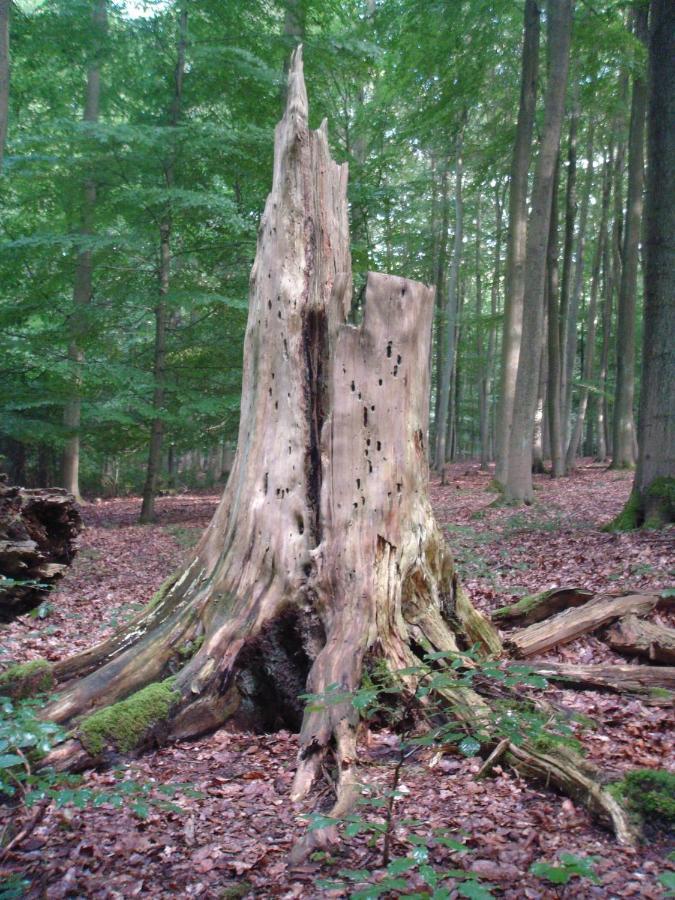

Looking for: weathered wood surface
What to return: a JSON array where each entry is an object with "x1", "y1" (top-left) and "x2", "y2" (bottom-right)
[
  {"x1": 0, "y1": 482, "x2": 82, "y2": 620},
  {"x1": 505, "y1": 592, "x2": 660, "y2": 657},
  {"x1": 522, "y1": 661, "x2": 675, "y2": 694},
  {"x1": 492, "y1": 586, "x2": 593, "y2": 627},
  {"x1": 604, "y1": 614, "x2": 675, "y2": 665}
]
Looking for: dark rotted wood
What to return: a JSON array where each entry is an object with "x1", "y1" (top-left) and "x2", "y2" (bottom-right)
[
  {"x1": 492, "y1": 586, "x2": 593, "y2": 627},
  {"x1": 0, "y1": 482, "x2": 82, "y2": 619}
]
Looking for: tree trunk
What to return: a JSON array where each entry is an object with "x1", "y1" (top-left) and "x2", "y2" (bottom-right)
[
  {"x1": 475, "y1": 200, "x2": 490, "y2": 469},
  {"x1": 28, "y1": 50, "x2": 641, "y2": 856},
  {"x1": 546, "y1": 155, "x2": 565, "y2": 478},
  {"x1": 504, "y1": 0, "x2": 572, "y2": 503},
  {"x1": 605, "y1": 614, "x2": 675, "y2": 665},
  {"x1": 486, "y1": 183, "x2": 505, "y2": 465},
  {"x1": 494, "y1": 0, "x2": 540, "y2": 487},
  {"x1": 0, "y1": 0, "x2": 9, "y2": 171},
  {"x1": 434, "y1": 131, "x2": 464, "y2": 470},
  {"x1": 563, "y1": 124, "x2": 595, "y2": 446},
  {"x1": 61, "y1": 0, "x2": 107, "y2": 503},
  {"x1": 558, "y1": 99, "x2": 578, "y2": 443},
  {"x1": 611, "y1": 5, "x2": 648, "y2": 470},
  {"x1": 619, "y1": 0, "x2": 674, "y2": 527},
  {"x1": 139, "y1": 6, "x2": 187, "y2": 524},
  {"x1": 566, "y1": 148, "x2": 610, "y2": 470},
  {"x1": 432, "y1": 159, "x2": 450, "y2": 439}
]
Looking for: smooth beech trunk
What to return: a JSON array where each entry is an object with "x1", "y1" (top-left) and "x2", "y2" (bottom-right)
[
  {"x1": 504, "y1": 0, "x2": 572, "y2": 503},
  {"x1": 61, "y1": 0, "x2": 107, "y2": 502},
  {"x1": 494, "y1": 0, "x2": 540, "y2": 486},
  {"x1": 611, "y1": 5, "x2": 648, "y2": 470},
  {"x1": 627, "y1": 0, "x2": 674, "y2": 526}
]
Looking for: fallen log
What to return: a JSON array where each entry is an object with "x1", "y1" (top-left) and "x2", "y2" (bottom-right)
[
  {"x1": 0, "y1": 482, "x2": 82, "y2": 620},
  {"x1": 505, "y1": 592, "x2": 660, "y2": 658},
  {"x1": 604, "y1": 614, "x2": 675, "y2": 665},
  {"x1": 519, "y1": 661, "x2": 675, "y2": 696},
  {"x1": 492, "y1": 586, "x2": 593, "y2": 627}
]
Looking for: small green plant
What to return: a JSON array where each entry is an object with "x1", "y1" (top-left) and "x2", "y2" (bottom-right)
[
  {"x1": 529, "y1": 852, "x2": 599, "y2": 886},
  {"x1": 303, "y1": 651, "x2": 572, "y2": 899},
  {"x1": 659, "y1": 869, "x2": 675, "y2": 897},
  {"x1": 611, "y1": 768, "x2": 675, "y2": 833}
]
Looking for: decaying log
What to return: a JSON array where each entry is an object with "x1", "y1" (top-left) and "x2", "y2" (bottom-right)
[
  {"x1": 520, "y1": 661, "x2": 675, "y2": 695},
  {"x1": 506, "y1": 592, "x2": 660, "y2": 657},
  {"x1": 0, "y1": 482, "x2": 82, "y2": 620},
  {"x1": 604, "y1": 614, "x2": 675, "y2": 665},
  {"x1": 492, "y1": 586, "x2": 593, "y2": 627}
]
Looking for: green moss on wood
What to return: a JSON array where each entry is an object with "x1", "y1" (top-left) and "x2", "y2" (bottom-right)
[
  {"x1": 605, "y1": 490, "x2": 641, "y2": 532},
  {"x1": 178, "y1": 634, "x2": 204, "y2": 660},
  {"x1": 0, "y1": 659, "x2": 54, "y2": 699},
  {"x1": 148, "y1": 570, "x2": 180, "y2": 610},
  {"x1": 493, "y1": 591, "x2": 548, "y2": 622},
  {"x1": 610, "y1": 769, "x2": 675, "y2": 834},
  {"x1": 79, "y1": 678, "x2": 180, "y2": 756}
]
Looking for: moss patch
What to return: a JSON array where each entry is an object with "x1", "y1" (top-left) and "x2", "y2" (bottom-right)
[
  {"x1": 605, "y1": 490, "x2": 641, "y2": 532},
  {"x1": 79, "y1": 678, "x2": 179, "y2": 756},
  {"x1": 0, "y1": 659, "x2": 54, "y2": 699},
  {"x1": 610, "y1": 768, "x2": 675, "y2": 835},
  {"x1": 147, "y1": 570, "x2": 180, "y2": 610},
  {"x1": 178, "y1": 634, "x2": 204, "y2": 660}
]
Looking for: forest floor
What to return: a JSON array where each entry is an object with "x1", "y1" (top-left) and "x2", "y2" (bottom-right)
[{"x1": 1, "y1": 462, "x2": 673, "y2": 899}]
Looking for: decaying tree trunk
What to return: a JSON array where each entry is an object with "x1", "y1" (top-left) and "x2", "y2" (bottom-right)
[
  {"x1": 605, "y1": 614, "x2": 675, "y2": 666},
  {"x1": 492, "y1": 586, "x2": 593, "y2": 628},
  {"x1": 506, "y1": 591, "x2": 660, "y2": 657},
  {"x1": 8, "y1": 50, "x2": 655, "y2": 855},
  {"x1": 0, "y1": 483, "x2": 82, "y2": 620}
]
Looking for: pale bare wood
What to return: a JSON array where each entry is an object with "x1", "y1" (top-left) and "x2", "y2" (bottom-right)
[
  {"x1": 505, "y1": 592, "x2": 660, "y2": 657},
  {"x1": 492, "y1": 586, "x2": 593, "y2": 627},
  {"x1": 605, "y1": 614, "x2": 675, "y2": 665},
  {"x1": 521, "y1": 661, "x2": 675, "y2": 694}
]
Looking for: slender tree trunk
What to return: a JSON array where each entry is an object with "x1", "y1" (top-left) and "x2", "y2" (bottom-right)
[
  {"x1": 563, "y1": 124, "x2": 595, "y2": 444},
  {"x1": 432, "y1": 160, "x2": 450, "y2": 439},
  {"x1": 624, "y1": 0, "x2": 674, "y2": 526},
  {"x1": 611, "y1": 4, "x2": 648, "y2": 469},
  {"x1": 532, "y1": 342, "x2": 547, "y2": 474},
  {"x1": 434, "y1": 132, "x2": 464, "y2": 470},
  {"x1": 505, "y1": 0, "x2": 573, "y2": 502},
  {"x1": 494, "y1": 0, "x2": 540, "y2": 486},
  {"x1": 61, "y1": 0, "x2": 106, "y2": 502},
  {"x1": 566, "y1": 150, "x2": 611, "y2": 470},
  {"x1": 0, "y1": 0, "x2": 9, "y2": 171},
  {"x1": 546, "y1": 156, "x2": 565, "y2": 477},
  {"x1": 485, "y1": 184, "x2": 505, "y2": 468},
  {"x1": 558, "y1": 97, "x2": 578, "y2": 440},
  {"x1": 140, "y1": 7, "x2": 187, "y2": 524},
  {"x1": 476, "y1": 201, "x2": 490, "y2": 469}
]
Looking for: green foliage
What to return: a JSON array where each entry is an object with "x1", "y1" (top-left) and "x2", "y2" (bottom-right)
[
  {"x1": 611, "y1": 769, "x2": 675, "y2": 833},
  {"x1": 78, "y1": 678, "x2": 180, "y2": 755},
  {"x1": 0, "y1": 659, "x2": 54, "y2": 699},
  {"x1": 529, "y1": 853, "x2": 599, "y2": 886}
]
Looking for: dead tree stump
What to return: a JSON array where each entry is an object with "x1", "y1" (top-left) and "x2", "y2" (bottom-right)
[
  {"x1": 21, "y1": 48, "x2": 642, "y2": 853},
  {"x1": 0, "y1": 482, "x2": 82, "y2": 620}
]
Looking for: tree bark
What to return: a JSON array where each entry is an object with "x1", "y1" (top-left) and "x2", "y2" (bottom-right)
[
  {"x1": 563, "y1": 124, "x2": 595, "y2": 447},
  {"x1": 434, "y1": 131, "x2": 464, "y2": 470},
  {"x1": 494, "y1": 0, "x2": 540, "y2": 487},
  {"x1": 0, "y1": 0, "x2": 9, "y2": 171},
  {"x1": 558, "y1": 99, "x2": 578, "y2": 442},
  {"x1": 566, "y1": 148, "x2": 610, "y2": 469},
  {"x1": 475, "y1": 200, "x2": 490, "y2": 469},
  {"x1": 605, "y1": 614, "x2": 675, "y2": 665},
  {"x1": 139, "y1": 6, "x2": 187, "y2": 524},
  {"x1": 61, "y1": 0, "x2": 107, "y2": 503},
  {"x1": 546, "y1": 155, "x2": 565, "y2": 477},
  {"x1": 492, "y1": 586, "x2": 593, "y2": 628},
  {"x1": 521, "y1": 661, "x2": 675, "y2": 695},
  {"x1": 624, "y1": 0, "x2": 674, "y2": 527},
  {"x1": 505, "y1": 0, "x2": 573, "y2": 503},
  {"x1": 611, "y1": 5, "x2": 648, "y2": 470}
]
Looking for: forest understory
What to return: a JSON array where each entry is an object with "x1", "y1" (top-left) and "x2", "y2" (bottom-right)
[{"x1": 1, "y1": 462, "x2": 673, "y2": 899}]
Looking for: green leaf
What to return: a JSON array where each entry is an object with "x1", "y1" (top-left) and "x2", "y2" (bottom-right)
[
  {"x1": 458, "y1": 880, "x2": 495, "y2": 899},
  {"x1": 387, "y1": 857, "x2": 417, "y2": 875},
  {"x1": 0, "y1": 754, "x2": 23, "y2": 769},
  {"x1": 458, "y1": 736, "x2": 481, "y2": 757},
  {"x1": 658, "y1": 871, "x2": 675, "y2": 897}
]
